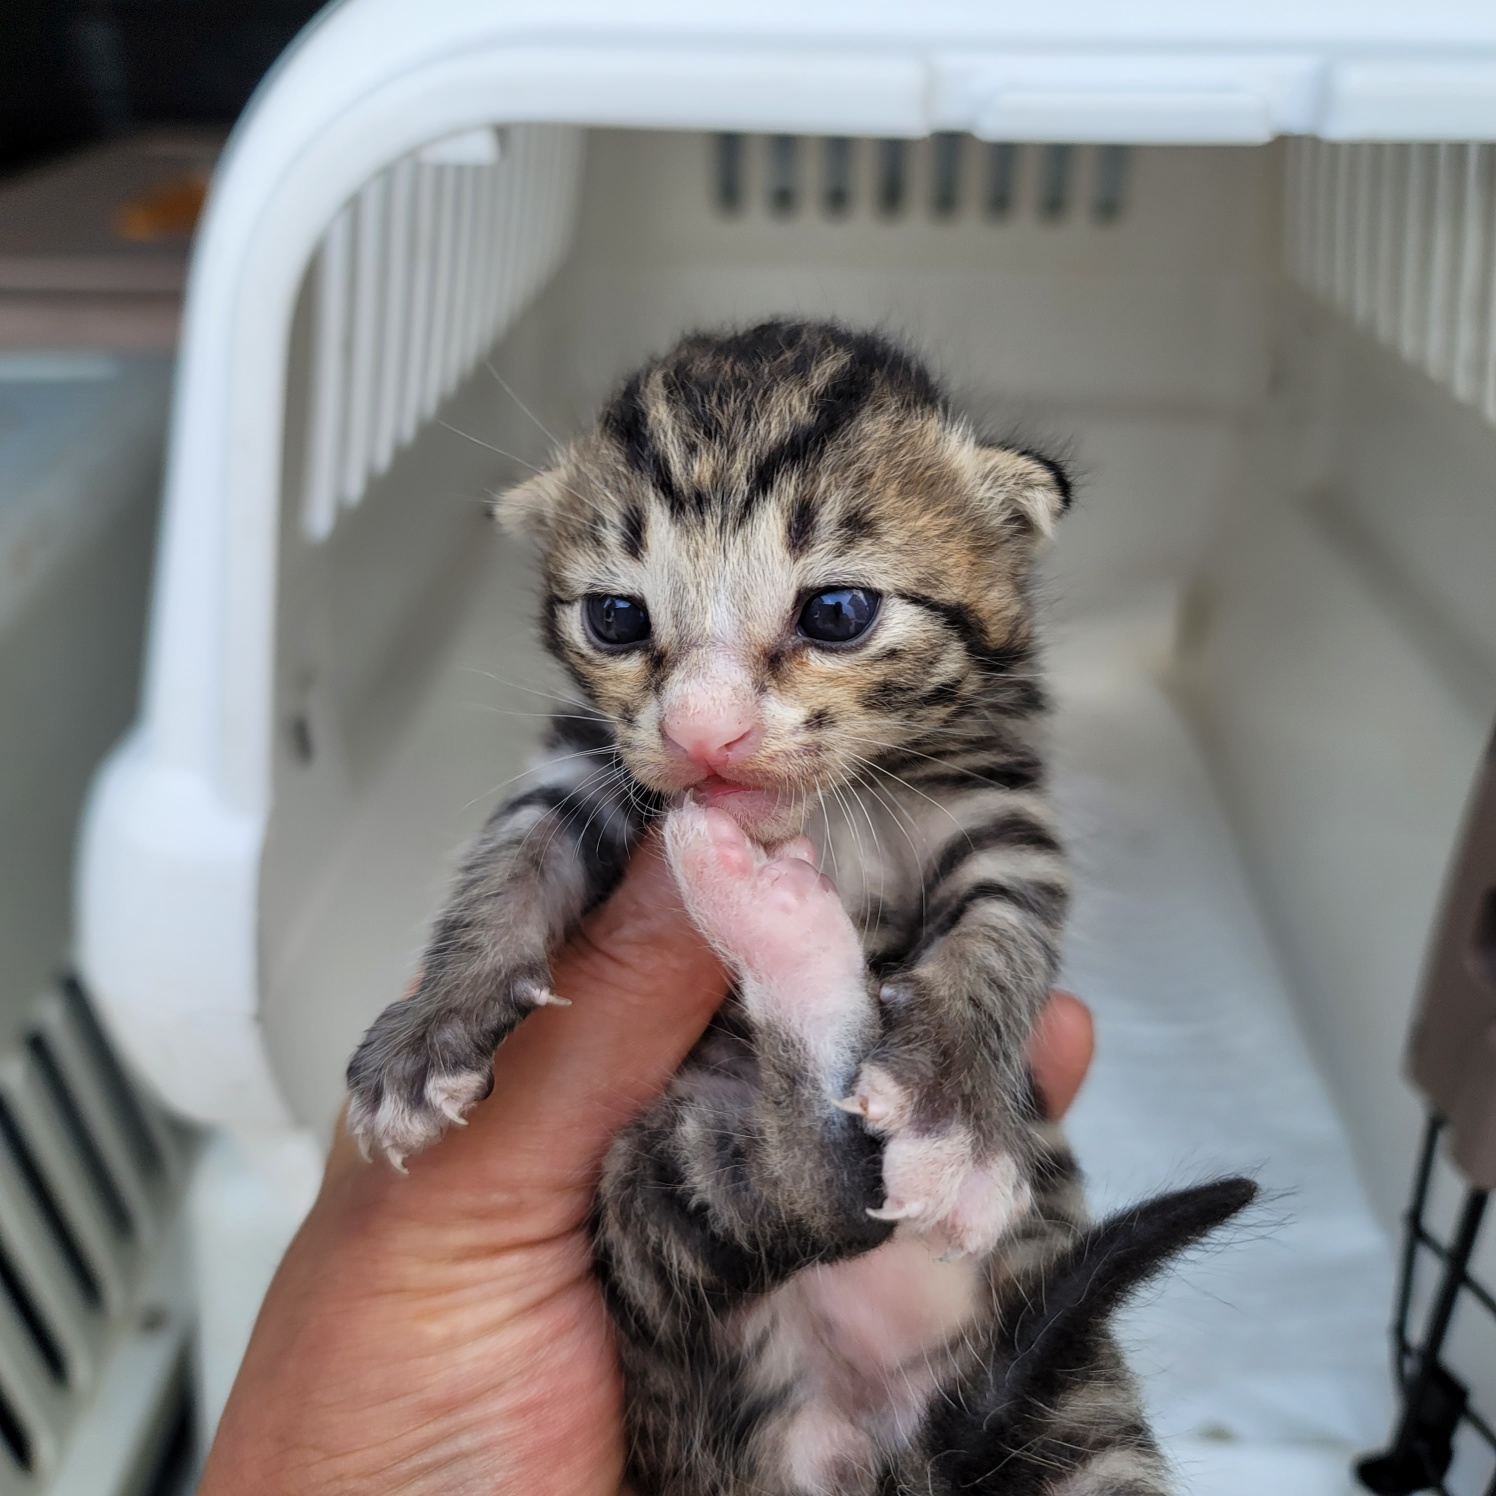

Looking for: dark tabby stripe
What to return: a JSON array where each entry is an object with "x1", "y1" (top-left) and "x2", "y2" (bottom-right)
[
  {"x1": 602, "y1": 372, "x2": 694, "y2": 517},
  {"x1": 886, "y1": 754, "x2": 1046, "y2": 794},
  {"x1": 738, "y1": 359, "x2": 880, "y2": 520},
  {"x1": 922, "y1": 814, "x2": 1064, "y2": 895},
  {"x1": 915, "y1": 877, "x2": 1069, "y2": 953},
  {"x1": 786, "y1": 494, "x2": 817, "y2": 555},
  {"x1": 897, "y1": 592, "x2": 1031, "y2": 676},
  {"x1": 621, "y1": 502, "x2": 647, "y2": 559}
]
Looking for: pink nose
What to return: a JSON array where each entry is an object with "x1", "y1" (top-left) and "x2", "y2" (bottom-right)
[{"x1": 661, "y1": 706, "x2": 762, "y2": 772}]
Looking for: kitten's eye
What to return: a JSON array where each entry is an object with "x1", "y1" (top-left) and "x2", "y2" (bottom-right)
[
  {"x1": 798, "y1": 588, "x2": 880, "y2": 645},
  {"x1": 584, "y1": 594, "x2": 651, "y2": 648}
]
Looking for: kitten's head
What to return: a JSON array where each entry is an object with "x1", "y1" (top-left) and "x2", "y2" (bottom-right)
[{"x1": 500, "y1": 320, "x2": 1069, "y2": 842}]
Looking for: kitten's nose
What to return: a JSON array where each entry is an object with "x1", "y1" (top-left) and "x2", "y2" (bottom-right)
[{"x1": 661, "y1": 706, "x2": 762, "y2": 773}]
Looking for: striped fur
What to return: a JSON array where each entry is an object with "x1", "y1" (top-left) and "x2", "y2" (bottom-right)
[{"x1": 345, "y1": 321, "x2": 1254, "y2": 1492}]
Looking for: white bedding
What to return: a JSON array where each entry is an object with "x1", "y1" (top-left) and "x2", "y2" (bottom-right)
[{"x1": 1046, "y1": 614, "x2": 1395, "y2": 1496}]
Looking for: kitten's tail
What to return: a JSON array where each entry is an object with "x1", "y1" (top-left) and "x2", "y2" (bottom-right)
[
  {"x1": 1000, "y1": 1174, "x2": 1259, "y2": 1406},
  {"x1": 925, "y1": 1176, "x2": 1258, "y2": 1494}
]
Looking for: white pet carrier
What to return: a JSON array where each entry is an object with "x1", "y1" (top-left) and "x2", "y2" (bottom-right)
[{"x1": 71, "y1": 1, "x2": 1496, "y2": 1489}]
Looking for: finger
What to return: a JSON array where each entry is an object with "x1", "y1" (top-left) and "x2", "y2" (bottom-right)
[{"x1": 1028, "y1": 990, "x2": 1094, "y2": 1121}]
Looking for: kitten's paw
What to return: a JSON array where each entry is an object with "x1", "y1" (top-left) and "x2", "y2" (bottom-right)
[
  {"x1": 847, "y1": 1063, "x2": 1032, "y2": 1259},
  {"x1": 664, "y1": 804, "x2": 868, "y2": 1061},
  {"x1": 665, "y1": 804, "x2": 860, "y2": 985},
  {"x1": 345, "y1": 971, "x2": 555, "y2": 1169}
]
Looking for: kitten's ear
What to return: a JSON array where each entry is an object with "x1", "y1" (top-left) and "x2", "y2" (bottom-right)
[
  {"x1": 489, "y1": 464, "x2": 568, "y2": 538},
  {"x1": 973, "y1": 444, "x2": 1072, "y2": 542}
]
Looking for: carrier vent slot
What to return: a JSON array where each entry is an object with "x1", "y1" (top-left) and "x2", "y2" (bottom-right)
[
  {"x1": 300, "y1": 124, "x2": 586, "y2": 543},
  {"x1": 930, "y1": 133, "x2": 962, "y2": 218},
  {"x1": 877, "y1": 139, "x2": 908, "y2": 216},
  {"x1": 985, "y1": 142, "x2": 1018, "y2": 217},
  {"x1": 0, "y1": 1385, "x2": 30, "y2": 1474},
  {"x1": 57, "y1": 978, "x2": 166, "y2": 1186},
  {"x1": 1037, "y1": 144, "x2": 1073, "y2": 221},
  {"x1": 715, "y1": 133, "x2": 744, "y2": 213},
  {"x1": 0, "y1": 979, "x2": 190, "y2": 1484},
  {"x1": 1286, "y1": 140, "x2": 1496, "y2": 427},
  {"x1": 1094, "y1": 145, "x2": 1128, "y2": 223},
  {"x1": 822, "y1": 137, "x2": 853, "y2": 217},
  {"x1": 23, "y1": 1038, "x2": 133, "y2": 1243},
  {"x1": 768, "y1": 135, "x2": 798, "y2": 217},
  {"x1": 0, "y1": 1098, "x2": 103, "y2": 1316},
  {"x1": 711, "y1": 135, "x2": 1129, "y2": 227},
  {"x1": 0, "y1": 1235, "x2": 66, "y2": 1387}
]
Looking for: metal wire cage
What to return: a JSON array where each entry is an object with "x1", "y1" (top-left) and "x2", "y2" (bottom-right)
[{"x1": 1359, "y1": 1118, "x2": 1496, "y2": 1496}]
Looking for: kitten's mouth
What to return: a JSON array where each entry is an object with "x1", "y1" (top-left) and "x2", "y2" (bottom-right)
[
  {"x1": 692, "y1": 774, "x2": 758, "y2": 803},
  {"x1": 686, "y1": 776, "x2": 803, "y2": 840}
]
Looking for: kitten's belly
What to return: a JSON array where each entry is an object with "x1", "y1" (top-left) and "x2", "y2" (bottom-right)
[{"x1": 736, "y1": 1234, "x2": 983, "y2": 1490}]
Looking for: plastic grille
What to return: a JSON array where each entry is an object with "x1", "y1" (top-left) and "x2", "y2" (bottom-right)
[
  {"x1": 1286, "y1": 140, "x2": 1496, "y2": 425},
  {"x1": 299, "y1": 124, "x2": 585, "y2": 543},
  {"x1": 712, "y1": 134, "x2": 1130, "y2": 226}
]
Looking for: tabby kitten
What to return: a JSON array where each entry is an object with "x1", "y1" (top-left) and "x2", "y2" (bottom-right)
[{"x1": 346, "y1": 320, "x2": 1253, "y2": 1495}]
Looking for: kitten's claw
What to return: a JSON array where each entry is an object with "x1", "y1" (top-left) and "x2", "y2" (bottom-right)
[
  {"x1": 438, "y1": 1098, "x2": 470, "y2": 1125},
  {"x1": 384, "y1": 1147, "x2": 409, "y2": 1175},
  {"x1": 867, "y1": 1199, "x2": 926, "y2": 1222},
  {"x1": 835, "y1": 1091, "x2": 894, "y2": 1124},
  {"x1": 355, "y1": 1130, "x2": 373, "y2": 1163},
  {"x1": 529, "y1": 988, "x2": 571, "y2": 1008},
  {"x1": 838, "y1": 1064, "x2": 906, "y2": 1131}
]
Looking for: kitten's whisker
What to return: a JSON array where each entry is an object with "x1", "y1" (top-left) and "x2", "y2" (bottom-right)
[
  {"x1": 830, "y1": 771, "x2": 887, "y2": 930},
  {"x1": 484, "y1": 360, "x2": 567, "y2": 451},
  {"x1": 439, "y1": 420, "x2": 611, "y2": 520},
  {"x1": 845, "y1": 757, "x2": 929, "y2": 904},
  {"x1": 459, "y1": 745, "x2": 617, "y2": 816},
  {"x1": 467, "y1": 707, "x2": 624, "y2": 725},
  {"x1": 849, "y1": 754, "x2": 976, "y2": 842},
  {"x1": 453, "y1": 666, "x2": 596, "y2": 713},
  {"x1": 848, "y1": 767, "x2": 923, "y2": 928},
  {"x1": 825, "y1": 777, "x2": 872, "y2": 916},
  {"x1": 815, "y1": 784, "x2": 843, "y2": 890}
]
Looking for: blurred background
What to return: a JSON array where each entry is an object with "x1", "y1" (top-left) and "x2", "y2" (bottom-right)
[
  {"x1": 1, "y1": 7, "x2": 319, "y2": 1491},
  {"x1": 2, "y1": 1, "x2": 318, "y2": 178}
]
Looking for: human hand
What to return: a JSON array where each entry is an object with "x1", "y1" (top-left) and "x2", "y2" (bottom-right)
[{"x1": 197, "y1": 835, "x2": 1094, "y2": 1495}]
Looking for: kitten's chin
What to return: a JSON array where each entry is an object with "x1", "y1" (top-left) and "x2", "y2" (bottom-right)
[{"x1": 688, "y1": 778, "x2": 805, "y2": 845}]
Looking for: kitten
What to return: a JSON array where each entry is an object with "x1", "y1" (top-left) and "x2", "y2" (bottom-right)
[{"x1": 346, "y1": 319, "x2": 1254, "y2": 1494}]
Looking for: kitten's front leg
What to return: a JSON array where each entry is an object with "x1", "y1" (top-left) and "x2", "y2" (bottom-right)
[
  {"x1": 848, "y1": 821, "x2": 1072, "y2": 1257},
  {"x1": 347, "y1": 732, "x2": 644, "y2": 1167}
]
